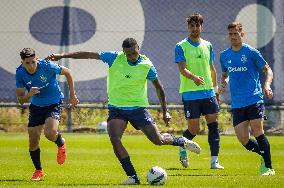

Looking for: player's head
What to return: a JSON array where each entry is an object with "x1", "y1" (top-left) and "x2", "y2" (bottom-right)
[
  {"x1": 20, "y1": 48, "x2": 38, "y2": 74},
  {"x1": 227, "y1": 21, "x2": 244, "y2": 46},
  {"x1": 122, "y1": 38, "x2": 140, "y2": 63},
  {"x1": 186, "y1": 13, "x2": 203, "y2": 38}
]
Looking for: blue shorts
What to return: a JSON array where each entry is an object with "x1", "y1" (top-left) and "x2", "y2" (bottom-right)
[
  {"x1": 231, "y1": 103, "x2": 265, "y2": 127},
  {"x1": 183, "y1": 97, "x2": 219, "y2": 119},
  {"x1": 107, "y1": 107, "x2": 155, "y2": 130},
  {"x1": 28, "y1": 100, "x2": 63, "y2": 127}
]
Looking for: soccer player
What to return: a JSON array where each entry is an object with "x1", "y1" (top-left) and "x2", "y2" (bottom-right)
[
  {"x1": 174, "y1": 13, "x2": 224, "y2": 169},
  {"x1": 219, "y1": 22, "x2": 275, "y2": 175},
  {"x1": 46, "y1": 38, "x2": 201, "y2": 185},
  {"x1": 16, "y1": 48, "x2": 79, "y2": 180}
]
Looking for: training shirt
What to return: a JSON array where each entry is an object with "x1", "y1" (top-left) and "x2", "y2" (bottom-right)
[
  {"x1": 16, "y1": 59, "x2": 63, "y2": 107},
  {"x1": 99, "y1": 51, "x2": 158, "y2": 110},
  {"x1": 220, "y1": 43, "x2": 266, "y2": 108},
  {"x1": 175, "y1": 38, "x2": 215, "y2": 100}
]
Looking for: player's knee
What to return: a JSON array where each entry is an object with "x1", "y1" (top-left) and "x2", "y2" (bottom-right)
[
  {"x1": 44, "y1": 129, "x2": 57, "y2": 141},
  {"x1": 109, "y1": 136, "x2": 122, "y2": 145},
  {"x1": 29, "y1": 139, "x2": 39, "y2": 150}
]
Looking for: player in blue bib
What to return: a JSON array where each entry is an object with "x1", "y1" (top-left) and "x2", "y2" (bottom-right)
[
  {"x1": 219, "y1": 22, "x2": 275, "y2": 176},
  {"x1": 16, "y1": 48, "x2": 79, "y2": 180}
]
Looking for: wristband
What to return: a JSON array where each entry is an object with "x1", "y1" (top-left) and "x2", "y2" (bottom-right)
[{"x1": 214, "y1": 86, "x2": 219, "y2": 93}]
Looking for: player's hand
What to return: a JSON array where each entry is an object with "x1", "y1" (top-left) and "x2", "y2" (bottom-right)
[
  {"x1": 45, "y1": 54, "x2": 63, "y2": 61},
  {"x1": 218, "y1": 84, "x2": 226, "y2": 94},
  {"x1": 192, "y1": 75, "x2": 204, "y2": 86},
  {"x1": 263, "y1": 84, "x2": 273, "y2": 100},
  {"x1": 29, "y1": 87, "x2": 40, "y2": 96},
  {"x1": 163, "y1": 111, "x2": 171, "y2": 127},
  {"x1": 69, "y1": 94, "x2": 79, "y2": 108},
  {"x1": 215, "y1": 93, "x2": 221, "y2": 105}
]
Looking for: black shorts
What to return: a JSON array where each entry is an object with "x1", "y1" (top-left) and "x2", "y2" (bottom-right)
[
  {"x1": 183, "y1": 97, "x2": 219, "y2": 119},
  {"x1": 107, "y1": 107, "x2": 155, "y2": 130},
  {"x1": 28, "y1": 100, "x2": 63, "y2": 127},
  {"x1": 231, "y1": 103, "x2": 265, "y2": 127}
]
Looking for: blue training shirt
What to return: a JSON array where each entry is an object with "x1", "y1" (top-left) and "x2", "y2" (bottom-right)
[
  {"x1": 16, "y1": 59, "x2": 64, "y2": 107},
  {"x1": 175, "y1": 38, "x2": 215, "y2": 100},
  {"x1": 220, "y1": 43, "x2": 266, "y2": 108},
  {"x1": 99, "y1": 51, "x2": 158, "y2": 110}
]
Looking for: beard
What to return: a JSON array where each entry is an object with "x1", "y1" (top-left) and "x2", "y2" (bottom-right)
[{"x1": 190, "y1": 33, "x2": 199, "y2": 38}]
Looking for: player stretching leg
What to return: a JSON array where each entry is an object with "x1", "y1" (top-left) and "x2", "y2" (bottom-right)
[{"x1": 46, "y1": 38, "x2": 201, "y2": 185}]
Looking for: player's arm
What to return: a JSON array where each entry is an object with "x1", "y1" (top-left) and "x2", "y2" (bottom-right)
[
  {"x1": 210, "y1": 64, "x2": 218, "y2": 91},
  {"x1": 178, "y1": 62, "x2": 204, "y2": 86},
  {"x1": 262, "y1": 64, "x2": 274, "y2": 99},
  {"x1": 60, "y1": 66, "x2": 79, "y2": 107},
  {"x1": 16, "y1": 87, "x2": 39, "y2": 105},
  {"x1": 219, "y1": 72, "x2": 228, "y2": 94},
  {"x1": 151, "y1": 78, "x2": 171, "y2": 126},
  {"x1": 46, "y1": 51, "x2": 100, "y2": 61}
]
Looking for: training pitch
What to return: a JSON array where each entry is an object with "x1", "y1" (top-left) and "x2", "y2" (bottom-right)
[{"x1": 0, "y1": 133, "x2": 283, "y2": 187}]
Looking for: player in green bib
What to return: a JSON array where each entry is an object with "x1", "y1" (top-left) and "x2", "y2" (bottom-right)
[
  {"x1": 174, "y1": 13, "x2": 224, "y2": 169},
  {"x1": 47, "y1": 38, "x2": 201, "y2": 185}
]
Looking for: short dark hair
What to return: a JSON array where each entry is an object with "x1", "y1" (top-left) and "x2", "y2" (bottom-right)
[
  {"x1": 20, "y1": 48, "x2": 35, "y2": 60},
  {"x1": 228, "y1": 22, "x2": 243, "y2": 32},
  {"x1": 186, "y1": 13, "x2": 203, "y2": 25},
  {"x1": 122, "y1": 38, "x2": 138, "y2": 48}
]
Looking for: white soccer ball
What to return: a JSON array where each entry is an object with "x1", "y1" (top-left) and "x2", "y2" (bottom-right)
[
  {"x1": 147, "y1": 166, "x2": 167, "y2": 185},
  {"x1": 96, "y1": 121, "x2": 107, "y2": 133}
]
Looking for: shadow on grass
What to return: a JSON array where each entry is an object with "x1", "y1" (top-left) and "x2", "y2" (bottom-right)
[
  {"x1": 169, "y1": 174, "x2": 229, "y2": 177},
  {"x1": 57, "y1": 183, "x2": 149, "y2": 186},
  {"x1": 0, "y1": 179, "x2": 26, "y2": 182},
  {"x1": 166, "y1": 167, "x2": 202, "y2": 171}
]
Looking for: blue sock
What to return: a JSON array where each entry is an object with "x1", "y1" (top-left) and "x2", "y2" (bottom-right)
[
  {"x1": 183, "y1": 129, "x2": 196, "y2": 140},
  {"x1": 256, "y1": 134, "x2": 272, "y2": 169},
  {"x1": 29, "y1": 148, "x2": 42, "y2": 170},
  {"x1": 119, "y1": 156, "x2": 139, "y2": 181},
  {"x1": 243, "y1": 138, "x2": 262, "y2": 156},
  {"x1": 55, "y1": 133, "x2": 64, "y2": 147},
  {"x1": 172, "y1": 136, "x2": 187, "y2": 147},
  {"x1": 207, "y1": 122, "x2": 220, "y2": 156}
]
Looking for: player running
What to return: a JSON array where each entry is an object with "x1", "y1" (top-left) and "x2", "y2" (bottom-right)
[{"x1": 16, "y1": 48, "x2": 79, "y2": 180}]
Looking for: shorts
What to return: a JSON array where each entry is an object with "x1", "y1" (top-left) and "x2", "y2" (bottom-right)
[
  {"x1": 231, "y1": 103, "x2": 265, "y2": 127},
  {"x1": 107, "y1": 107, "x2": 155, "y2": 130},
  {"x1": 28, "y1": 100, "x2": 63, "y2": 127},
  {"x1": 183, "y1": 97, "x2": 219, "y2": 119}
]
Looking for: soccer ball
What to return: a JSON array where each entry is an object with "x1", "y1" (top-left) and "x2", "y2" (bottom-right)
[
  {"x1": 147, "y1": 166, "x2": 167, "y2": 185},
  {"x1": 96, "y1": 121, "x2": 107, "y2": 133}
]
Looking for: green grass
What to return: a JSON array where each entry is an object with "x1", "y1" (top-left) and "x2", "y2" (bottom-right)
[{"x1": 0, "y1": 133, "x2": 283, "y2": 187}]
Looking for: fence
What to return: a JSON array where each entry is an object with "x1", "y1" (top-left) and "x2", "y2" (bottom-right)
[{"x1": 0, "y1": 0, "x2": 284, "y2": 131}]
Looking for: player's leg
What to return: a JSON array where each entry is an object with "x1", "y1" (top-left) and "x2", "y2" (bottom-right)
[
  {"x1": 28, "y1": 125, "x2": 44, "y2": 180},
  {"x1": 249, "y1": 104, "x2": 274, "y2": 175},
  {"x1": 108, "y1": 118, "x2": 140, "y2": 185},
  {"x1": 202, "y1": 97, "x2": 223, "y2": 169},
  {"x1": 180, "y1": 99, "x2": 201, "y2": 168},
  {"x1": 232, "y1": 106, "x2": 262, "y2": 156},
  {"x1": 44, "y1": 101, "x2": 66, "y2": 164},
  {"x1": 28, "y1": 104, "x2": 45, "y2": 181},
  {"x1": 131, "y1": 108, "x2": 200, "y2": 153}
]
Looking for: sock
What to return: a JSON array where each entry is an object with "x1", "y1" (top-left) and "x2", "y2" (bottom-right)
[
  {"x1": 256, "y1": 134, "x2": 272, "y2": 169},
  {"x1": 54, "y1": 133, "x2": 64, "y2": 147},
  {"x1": 243, "y1": 138, "x2": 262, "y2": 156},
  {"x1": 211, "y1": 156, "x2": 218, "y2": 164},
  {"x1": 119, "y1": 156, "x2": 139, "y2": 181},
  {"x1": 29, "y1": 148, "x2": 42, "y2": 170},
  {"x1": 183, "y1": 129, "x2": 196, "y2": 140},
  {"x1": 172, "y1": 136, "x2": 187, "y2": 147},
  {"x1": 207, "y1": 122, "x2": 220, "y2": 156}
]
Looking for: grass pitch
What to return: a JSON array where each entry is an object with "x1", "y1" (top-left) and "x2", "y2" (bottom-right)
[{"x1": 0, "y1": 133, "x2": 283, "y2": 187}]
